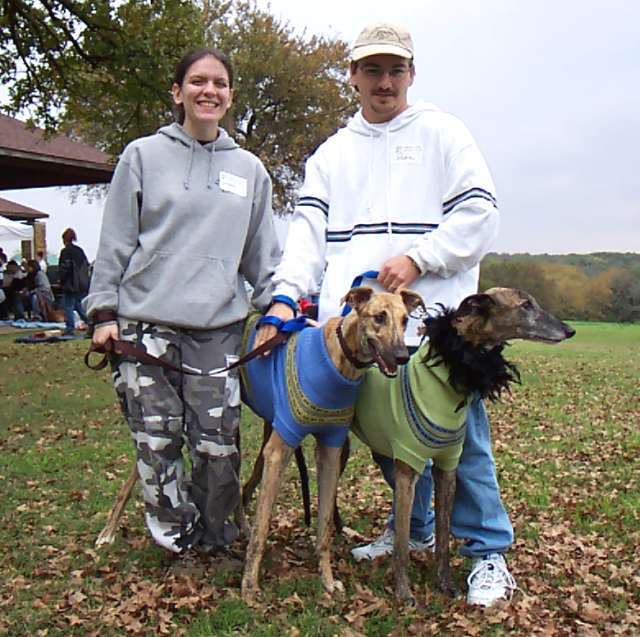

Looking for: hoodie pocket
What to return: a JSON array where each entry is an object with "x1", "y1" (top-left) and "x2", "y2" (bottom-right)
[{"x1": 120, "y1": 252, "x2": 237, "y2": 325}]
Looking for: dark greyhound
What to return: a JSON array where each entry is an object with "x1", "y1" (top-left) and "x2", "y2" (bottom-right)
[{"x1": 350, "y1": 287, "x2": 575, "y2": 603}]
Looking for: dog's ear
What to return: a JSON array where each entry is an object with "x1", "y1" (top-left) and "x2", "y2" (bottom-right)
[
  {"x1": 341, "y1": 286, "x2": 374, "y2": 312},
  {"x1": 399, "y1": 289, "x2": 425, "y2": 314},
  {"x1": 456, "y1": 293, "x2": 496, "y2": 319}
]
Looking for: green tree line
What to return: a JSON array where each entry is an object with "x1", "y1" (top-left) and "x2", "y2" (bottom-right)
[{"x1": 480, "y1": 253, "x2": 640, "y2": 322}]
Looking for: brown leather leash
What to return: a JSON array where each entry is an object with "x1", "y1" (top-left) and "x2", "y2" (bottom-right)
[{"x1": 84, "y1": 330, "x2": 291, "y2": 377}]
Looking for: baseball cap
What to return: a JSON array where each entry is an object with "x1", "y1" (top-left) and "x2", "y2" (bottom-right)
[{"x1": 351, "y1": 22, "x2": 414, "y2": 62}]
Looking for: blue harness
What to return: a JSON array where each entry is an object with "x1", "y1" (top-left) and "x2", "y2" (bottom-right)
[{"x1": 241, "y1": 322, "x2": 362, "y2": 449}]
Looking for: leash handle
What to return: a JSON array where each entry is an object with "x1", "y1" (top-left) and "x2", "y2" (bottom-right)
[
  {"x1": 341, "y1": 270, "x2": 380, "y2": 316},
  {"x1": 84, "y1": 317, "x2": 310, "y2": 376},
  {"x1": 84, "y1": 341, "x2": 113, "y2": 370}
]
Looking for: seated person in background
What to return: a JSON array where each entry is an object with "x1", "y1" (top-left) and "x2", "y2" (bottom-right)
[
  {"x1": 1, "y1": 260, "x2": 26, "y2": 319},
  {"x1": 22, "y1": 259, "x2": 55, "y2": 320}
]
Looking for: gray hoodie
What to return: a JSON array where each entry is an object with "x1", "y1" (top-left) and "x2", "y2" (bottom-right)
[{"x1": 86, "y1": 123, "x2": 280, "y2": 329}]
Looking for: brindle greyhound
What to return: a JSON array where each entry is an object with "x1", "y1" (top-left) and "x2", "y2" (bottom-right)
[
  {"x1": 350, "y1": 287, "x2": 575, "y2": 604},
  {"x1": 240, "y1": 286, "x2": 423, "y2": 603}
]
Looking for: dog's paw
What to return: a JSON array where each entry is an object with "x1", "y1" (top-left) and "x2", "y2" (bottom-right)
[
  {"x1": 95, "y1": 530, "x2": 116, "y2": 548},
  {"x1": 395, "y1": 588, "x2": 416, "y2": 607},
  {"x1": 241, "y1": 580, "x2": 262, "y2": 606},
  {"x1": 438, "y1": 579, "x2": 458, "y2": 598},
  {"x1": 241, "y1": 589, "x2": 260, "y2": 606},
  {"x1": 322, "y1": 577, "x2": 345, "y2": 596}
]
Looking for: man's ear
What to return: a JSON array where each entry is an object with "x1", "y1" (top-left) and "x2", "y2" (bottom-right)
[
  {"x1": 342, "y1": 286, "x2": 373, "y2": 312},
  {"x1": 399, "y1": 289, "x2": 425, "y2": 314},
  {"x1": 349, "y1": 61, "x2": 360, "y2": 91}
]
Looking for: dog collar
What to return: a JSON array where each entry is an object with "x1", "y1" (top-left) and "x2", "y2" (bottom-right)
[{"x1": 336, "y1": 319, "x2": 373, "y2": 369}]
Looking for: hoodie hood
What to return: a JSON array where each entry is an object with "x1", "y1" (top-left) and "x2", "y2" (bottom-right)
[
  {"x1": 345, "y1": 101, "x2": 442, "y2": 219},
  {"x1": 346, "y1": 100, "x2": 440, "y2": 136},
  {"x1": 158, "y1": 122, "x2": 239, "y2": 190},
  {"x1": 157, "y1": 122, "x2": 238, "y2": 149}
]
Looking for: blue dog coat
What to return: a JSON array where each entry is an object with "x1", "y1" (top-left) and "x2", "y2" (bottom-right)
[{"x1": 241, "y1": 319, "x2": 362, "y2": 449}]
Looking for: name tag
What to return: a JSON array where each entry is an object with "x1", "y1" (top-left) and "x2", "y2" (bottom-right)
[
  {"x1": 219, "y1": 171, "x2": 247, "y2": 197},
  {"x1": 393, "y1": 145, "x2": 424, "y2": 164}
]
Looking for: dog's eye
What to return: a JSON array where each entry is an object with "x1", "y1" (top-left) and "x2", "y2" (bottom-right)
[
  {"x1": 521, "y1": 300, "x2": 534, "y2": 310},
  {"x1": 374, "y1": 313, "x2": 386, "y2": 325}
]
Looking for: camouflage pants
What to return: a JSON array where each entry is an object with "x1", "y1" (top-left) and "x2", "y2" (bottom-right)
[{"x1": 112, "y1": 319, "x2": 242, "y2": 553}]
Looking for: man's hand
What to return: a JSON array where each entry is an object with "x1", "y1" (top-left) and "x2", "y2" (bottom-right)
[
  {"x1": 92, "y1": 323, "x2": 119, "y2": 347},
  {"x1": 254, "y1": 302, "x2": 295, "y2": 354},
  {"x1": 378, "y1": 255, "x2": 421, "y2": 292}
]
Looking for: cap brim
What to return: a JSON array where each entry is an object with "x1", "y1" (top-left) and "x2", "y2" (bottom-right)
[{"x1": 351, "y1": 44, "x2": 413, "y2": 62}]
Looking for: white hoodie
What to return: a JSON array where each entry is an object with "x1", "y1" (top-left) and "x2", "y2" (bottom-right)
[{"x1": 272, "y1": 102, "x2": 499, "y2": 345}]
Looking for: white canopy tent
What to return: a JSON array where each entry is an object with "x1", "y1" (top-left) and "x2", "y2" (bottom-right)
[{"x1": 0, "y1": 215, "x2": 33, "y2": 241}]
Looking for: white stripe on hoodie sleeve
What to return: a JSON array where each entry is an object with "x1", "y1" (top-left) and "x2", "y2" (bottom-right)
[
  {"x1": 405, "y1": 119, "x2": 499, "y2": 278},
  {"x1": 272, "y1": 151, "x2": 329, "y2": 301}
]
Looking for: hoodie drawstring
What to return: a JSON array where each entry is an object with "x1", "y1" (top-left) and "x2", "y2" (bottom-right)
[
  {"x1": 385, "y1": 127, "x2": 392, "y2": 243},
  {"x1": 207, "y1": 144, "x2": 215, "y2": 190},
  {"x1": 183, "y1": 140, "x2": 195, "y2": 190},
  {"x1": 366, "y1": 131, "x2": 374, "y2": 214},
  {"x1": 183, "y1": 140, "x2": 216, "y2": 190}
]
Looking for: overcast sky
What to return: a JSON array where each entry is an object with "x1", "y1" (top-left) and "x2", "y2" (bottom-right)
[{"x1": 2, "y1": 0, "x2": 638, "y2": 260}]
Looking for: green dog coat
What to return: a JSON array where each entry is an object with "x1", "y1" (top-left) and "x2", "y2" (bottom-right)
[{"x1": 352, "y1": 353, "x2": 471, "y2": 474}]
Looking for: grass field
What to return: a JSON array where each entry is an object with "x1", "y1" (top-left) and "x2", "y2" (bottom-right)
[{"x1": 1, "y1": 322, "x2": 638, "y2": 636}]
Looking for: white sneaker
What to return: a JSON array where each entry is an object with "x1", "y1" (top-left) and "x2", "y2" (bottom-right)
[
  {"x1": 466, "y1": 553, "x2": 517, "y2": 606},
  {"x1": 351, "y1": 527, "x2": 435, "y2": 562}
]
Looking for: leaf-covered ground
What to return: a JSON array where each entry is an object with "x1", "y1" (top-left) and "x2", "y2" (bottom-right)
[{"x1": 1, "y1": 322, "x2": 638, "y2": 636}]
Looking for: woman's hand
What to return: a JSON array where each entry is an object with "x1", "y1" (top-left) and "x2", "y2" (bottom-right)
[{"x1": 92, "y1": 323, "x2": 119, "y2": 347}]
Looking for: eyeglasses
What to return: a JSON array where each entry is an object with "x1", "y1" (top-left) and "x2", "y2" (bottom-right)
[{"x1": 359, "y1": 66, "x2": 412, "y2": 79}]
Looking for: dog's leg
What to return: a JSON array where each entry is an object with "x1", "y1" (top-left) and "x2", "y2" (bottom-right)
[
  {"x1": 241, "y1": 430, "x2": 294, "y2": 603},
  {"x1": 393, "y1": 459, "x2": 418, "y2": 604},
  {"x1": 233, "y1": 426, "x2": 251, "y2": 538},
  {"x1": 332, "y1": 437, "x2": 350, "y2": 532},
  {"x1": 315, "y1": 443, "x2": 344, "y2": 594},
  {"x1": 95, "y1": 463, "x2": 138, "y2": 547},
  {"x1": 433, "y1": 465, "x2": 456, "y2": 596},
  {"x1": 242, "y1": 420, "x2": 272, "y2": 508}
]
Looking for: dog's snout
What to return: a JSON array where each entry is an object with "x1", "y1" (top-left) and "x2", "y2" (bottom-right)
[
  {"x1": 394, "y1": 345, "x2": 410, "y2": 365},
  {"x1": 564, "y1": 324, "x2": 576, "y2": 339}
]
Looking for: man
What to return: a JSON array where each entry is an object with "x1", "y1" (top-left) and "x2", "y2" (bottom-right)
[
  {"x1": 58, "y1": 227, "x2": 90, "y2": 335},
  {"x1": 257, "y1": 22, "x2": 516, "y2": 606}
]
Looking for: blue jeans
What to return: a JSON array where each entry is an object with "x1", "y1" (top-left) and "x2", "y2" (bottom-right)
[
  {"x1": 374, "y1": 394, "x2": 514, "y2": 559},
  {"x1": 62, "y1": 293, "x2": 88, "y2": 331}
]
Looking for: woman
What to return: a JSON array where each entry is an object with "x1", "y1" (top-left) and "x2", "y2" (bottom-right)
[
  {"x1": 23, "y1": 259, "x2": 54, "y2": 320},
  {"x1": 86, "y1": 48, "x2": 280, "y2": 555},
  {"x1": 58, "y1": 228, "x2": 90, "y2": 334}
]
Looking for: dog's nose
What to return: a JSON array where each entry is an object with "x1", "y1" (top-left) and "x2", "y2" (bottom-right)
[
  {"x1": 564, "y1": 324, "x2": 576, "y2": 339},
  {"x1": 395, "y1": 348, "x2": 410, "y2": 365}
]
